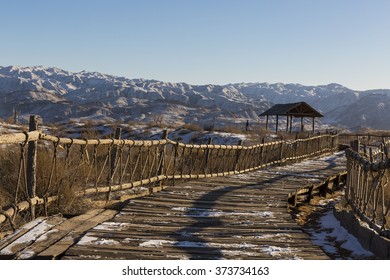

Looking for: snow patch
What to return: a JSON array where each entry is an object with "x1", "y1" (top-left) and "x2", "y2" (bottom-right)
[
  {"x1": 94, "y1": 222, "x2": 131, "y2": 230},
  {"x1": 0, "y1": 220, "x2": 55, "y2": 255},
  {"x1": 171, "y1": 207, "x2": 274, "y2": 218},
  {"x1": 260, "y1": 245, "x2": 298, "y2": 257},
  {"x1": 308, "y1": 209, "x2": 375, "y2": 259}
]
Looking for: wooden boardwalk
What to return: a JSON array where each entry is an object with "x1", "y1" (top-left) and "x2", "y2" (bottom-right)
[{"x1": 0, "y1": 152, "x2": 347, "y2": 260}]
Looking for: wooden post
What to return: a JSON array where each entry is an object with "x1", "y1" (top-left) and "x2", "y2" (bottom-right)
[
  {"x1": 27, "y1": 115, "x2": 38, "y2": 220},
  {"x1": 300, "y1": 117, "x2": 304, "y2": 132},
  {"x1": 279, "y1": 136, "x2": 284, "y2": 164},
  {"x1": 379, "y1": 144, "x2": 384, "y2": 161},
  {"x1": 289, "y1": 116, "x2": 293, "y2": 133},
  {"x1": 307, "y1": 186, "x2": 314, "y2": 203},
  {"x1": 110, "y1": 127, "x2": 122, "y2": 183},
  {"x1": 363, "y1": 144, "x2": 367, "y2": 157},
  {"x1": 286, "y1": 115, "x2": 289, "y2": 133},
  {"x1": 234, "y1": 140, "x2": 243, "y2": 171},
  {"x1": 320, "y1": 180, "x2": 329, "y2": 197},
  {"x1": 204, "y1": 138, "x2": 213, "y2": 174},
  {"x1": 275, "y1": 115, "x2": 279, "y2": 133},
  {"x1": 158, "y1": 129, "x2": 168, "y2": 178},
  {"x1": 172, "y1": 142, "x2": 179, "y2": 186},
  {"x1": 334, "y1": 131, "x2": 339, "y2": 150},
  {"x1": 317, "y1": 133, "x2": 322, "y2": 154},
  {"x1": 382, "y1": 137, "x2": 388, "y2": 159},
  {"x1": 265, "y1": 115, "x2": 269, "y2": 132},
  {"x1": 384, "y1": 145, "x2": 389, "y2": 159},
  {"x1": 369, "y1": 147, "x2": 373, "y2": 162},
  {"x1": 312, "y1": 117, "x2": 315, "y2": 133},
  {"x1": 260, "y1": 138, "x2": 265, "y2": 165},
  {"x1": 350, "y1": 139, "x2": 360, "y2": 153}
]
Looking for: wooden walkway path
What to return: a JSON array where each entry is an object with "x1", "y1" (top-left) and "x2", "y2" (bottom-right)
[{"x1": 0, "y1": 152, "x2": 347, "y2": 260}]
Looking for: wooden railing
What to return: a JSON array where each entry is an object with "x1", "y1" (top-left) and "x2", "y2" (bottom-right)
[
  {"x1": 339, "y1": 133, "x2": 390, "y2": 148},
  {"x1": 345, "y1": 140, "x2": 390, "y2": 238},
  {"x1": 0, "y1": 117, "x2": 340, "y2": 231}
]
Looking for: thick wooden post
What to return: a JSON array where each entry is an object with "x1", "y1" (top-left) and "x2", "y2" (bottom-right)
[
  {"x1": 27, "y1": 115, "x2": 38, "y2": 220},
  {"x1": 110, "y1": 127, "x2": 122, "y2": 183},
  {"x1": 265, "y1": 115, "x2": 269, "y2": 131},
  {"x1": 289, "y1": 116, "x2": 293, "y2": 133},
  {"x1": 300, "y1": 117, "x2": 304, "y2": 132},
  {"x1": 275, "y1": 115, "x2": 279, "y2": 133}
]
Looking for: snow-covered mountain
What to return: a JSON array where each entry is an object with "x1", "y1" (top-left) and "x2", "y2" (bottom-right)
[{"x1": 0, "y1": 65, "x2": 389, "y2": 131}]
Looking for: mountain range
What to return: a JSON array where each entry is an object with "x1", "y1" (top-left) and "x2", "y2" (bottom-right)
[{"x1": 0, "y1": 65, "x2": 389, "y2": 131}]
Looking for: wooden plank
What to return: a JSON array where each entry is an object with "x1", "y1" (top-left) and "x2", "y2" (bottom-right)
[
  {"x1": 0, "y1": 217, "x2": 46, "y2": 251},
  {"x1": 0, "y1": 216, "x2": 66, "y2": 259},
  {"x1": 15, "y1": 209, "x2": 106, "y2": 259},
  {"x1": 37, "y1": 209, "x2": 117, "y2": 259}
]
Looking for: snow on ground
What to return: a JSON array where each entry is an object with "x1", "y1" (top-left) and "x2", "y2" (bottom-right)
[
  {"x1": 17, "y1": 250, "x2": 36, "y2": 259},
  {"x1": 78, "y1": 233, "x2": 120, "y2": 246},
  {"x1": 171, "y1": 207, "x2": 274, "y2": 218},
  {"x1": 0, "y1": 219, "x2": 55, "y2": 255},
  {"x1": 306, "y1": 207, "x2": 375, "y2": 259},
  {"x1": 94, "y1": 221, "x2": 132, "y2": 231},
  {"x1": 260, "y1": 245, "x2": 300, "y2": 258},
  {"x1": 265, "y1": 170, "x2": 325, "y2": 179},
  {"x1": 160, "y1": 129, "x2": 247, "y2": 145}
]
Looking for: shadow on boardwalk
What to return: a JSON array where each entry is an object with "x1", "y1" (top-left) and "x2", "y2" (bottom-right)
[{"x1": 174, "y1": 154, "x2": 341, "y2": 259}]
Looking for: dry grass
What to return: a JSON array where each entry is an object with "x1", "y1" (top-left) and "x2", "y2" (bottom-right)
[
  {"x1": 182, "y1": 123, "x2": 202, "y2": 132},
  {"x1": 218, "y1": 125, "x2": 244, "y2": 134},
  {"x1": 0, "y1": 144, "x2": 25, "y2": 206}
]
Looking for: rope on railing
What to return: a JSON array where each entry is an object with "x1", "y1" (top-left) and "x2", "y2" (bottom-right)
[
  {"x1": 345, "y1": 148, "x2": 390, "y2": 238},
  {"x1": 0, "y1": 124, "x2": 339, "y2": 230}
]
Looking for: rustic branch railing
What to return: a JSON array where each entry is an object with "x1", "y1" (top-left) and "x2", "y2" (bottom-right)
[
  {"x1": 345, "y1": 146, "x2": 390, "y2": 238},
  {"x1": 0, "y1": 118, "x2": 339, "y2": 230}
]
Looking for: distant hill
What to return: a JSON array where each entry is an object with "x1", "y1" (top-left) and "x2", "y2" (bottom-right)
[{"x1": 1, "y1": 65, "x2": 389, "y2": 130}]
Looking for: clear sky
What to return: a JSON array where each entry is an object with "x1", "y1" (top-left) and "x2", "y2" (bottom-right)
[{"x1": 1, "y1": 0, "x2": 389, "y2": 90}]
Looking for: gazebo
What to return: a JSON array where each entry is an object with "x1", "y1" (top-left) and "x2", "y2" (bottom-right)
[{"x1": 259, "y1": 102, "x2": 323, "y2": 133}]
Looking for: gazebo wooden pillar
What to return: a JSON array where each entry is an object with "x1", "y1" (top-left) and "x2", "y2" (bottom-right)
[{"x1": 259, "y1": 102, "x2": 323, "y2": 135}]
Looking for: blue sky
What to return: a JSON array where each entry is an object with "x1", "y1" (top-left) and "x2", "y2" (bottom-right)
[{"x1": 1, "y1": 0, "x2": 389, "y2": 90}]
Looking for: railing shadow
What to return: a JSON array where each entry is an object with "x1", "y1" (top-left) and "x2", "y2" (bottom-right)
[{"x1": 172, "y1": 152, "x2": 345, "y2": 259}]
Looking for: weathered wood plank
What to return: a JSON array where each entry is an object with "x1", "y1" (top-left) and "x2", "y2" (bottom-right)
[
  {"x1": 0, "y1": 217, "x2": 46, "y2": 251},
  {"x1": 0, "y1": 216, "x2": 66, "y2": 259},
  {"x1": 15, "y1": 209, "x2": 106, "y2": 259},
  {"x1": 37, "y1": 209, "x2": 117, "y2": 259}
]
